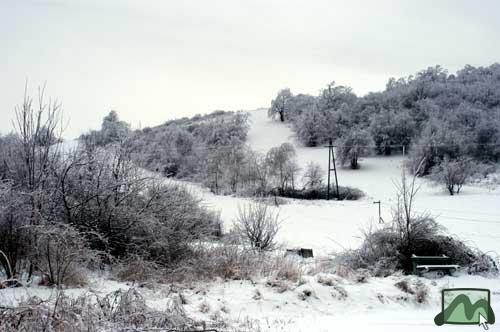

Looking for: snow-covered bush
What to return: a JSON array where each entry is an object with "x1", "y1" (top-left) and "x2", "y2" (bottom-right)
[
  {"x1": 114, "y1": 255, "x2": 162, "y2": 283},
  {"x1": 0, "y1": 289, "x2": 194, "y2": 332},
  {"x1": 429, "y1": 157, "x2": 473, "y2": 195},
  {"x1": 395, "y1": 279, "x2": 429, "y2": 303},
  {"x1": 335, "y1": 221, "x2": 498, "y2": 276},
  {"x1": 235, "y1": 202, "x2": 281, "y2": 251},
  {"x1": 277, "y1": 185, "x2": 364, "y2": 201},
  {"x1": 33, "y1": 224, "x2": 96, "y2": 287},
  {"x1": 335, "y1": 171, "x2": 498, "y2": 275},
  {"x1": 168, "y1": 243, "x2": 302, "y2": 283}
]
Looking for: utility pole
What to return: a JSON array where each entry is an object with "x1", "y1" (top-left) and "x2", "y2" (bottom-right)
[
  {"x1": 373, "y1": 200, "x2": 384, "y2": 224},
  {"x1": 326, "y1": 138, "x2": 340, "y2": 200}
]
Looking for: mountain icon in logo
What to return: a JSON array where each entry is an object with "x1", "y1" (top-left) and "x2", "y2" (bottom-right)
[{"x1": 435, "y1": 288, "x2": 495, "y2": 327}]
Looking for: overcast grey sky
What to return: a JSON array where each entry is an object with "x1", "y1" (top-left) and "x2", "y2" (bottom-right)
[{"x1": 1, "y1": 0, "x2": 500, "y2": 138}]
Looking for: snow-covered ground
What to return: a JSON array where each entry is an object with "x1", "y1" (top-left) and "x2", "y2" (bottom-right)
[
  {"x1": 163, "y1": 109, "x2": 500, "y2": 330},
  {"x1": 2, "y1": 108, "x2": 499, "y2": 331}
]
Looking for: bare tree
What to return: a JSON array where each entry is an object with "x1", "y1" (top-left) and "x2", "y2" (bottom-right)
[
  {"x1": 13, "y1": 83, "x2": 63, "y2": 192},
  {"x1": 392, "y1": 158, "x2": 440, "y2": 269},
  {"x1": 10, "y1": 83, "x2": 64, "y2": 280},
  {"x1": 430, "y1": 157, "x2": 472, "y2": 195},
  {"x1": 235, "y1": 202, "x2": 281, "y2": 251}
]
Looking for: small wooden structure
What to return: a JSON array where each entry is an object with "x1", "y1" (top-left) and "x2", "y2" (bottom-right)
[
  {"x1": 411, "y1": 254, "x2": 459, "y2": 276},
  {"x1": 286, "y1": 248, "x2": 314, "y2": 258}
]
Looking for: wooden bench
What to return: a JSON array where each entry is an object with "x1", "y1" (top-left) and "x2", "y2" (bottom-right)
[{"x1": 411, "y1": 254, "x2": 459, "y2": 276}]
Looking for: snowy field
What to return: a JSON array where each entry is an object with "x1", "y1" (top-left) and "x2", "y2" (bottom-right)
[
  {"x1": 172, "y1": 109, "x2": 500, "y2": 330},
  {"x1": 1, "y1": 109, "x2": 500, "y2": 331}
]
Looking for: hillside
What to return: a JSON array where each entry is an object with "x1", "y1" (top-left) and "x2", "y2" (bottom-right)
[{"x1": 180, "y1": 108, "x2": 500, "y2": 256}]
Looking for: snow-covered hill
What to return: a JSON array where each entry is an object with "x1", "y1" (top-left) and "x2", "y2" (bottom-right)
[{"x1": 186, "y1": 108, "x2": 500, "y2": 256}]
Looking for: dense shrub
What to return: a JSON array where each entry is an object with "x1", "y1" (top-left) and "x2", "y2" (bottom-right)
[
  {"x1": 33, "y1": 224, "x2": 96, "y2": 287},
  {"x1": 277, "y1": 185, "x2": 364, "y2": 201},
  {"x1": 336, "y1": 222, "x2": 498, "y2": 276},
  {"x1": 336, "y1": 172, "x2": 497, "y2": 276}
]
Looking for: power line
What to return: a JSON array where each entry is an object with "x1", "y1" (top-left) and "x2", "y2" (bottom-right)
[
  {"x1": 430, "y1": 214, "x2": 500, "y2": 225},
  {"x1": 326, "y1": 138, "x2": 339, "y2": 200},
  {"x1": 417, "y1": 206, "x2": 500, "y2": 218}
]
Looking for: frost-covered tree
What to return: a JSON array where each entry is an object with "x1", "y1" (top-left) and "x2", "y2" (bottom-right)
[
  {"x1": 474, "y1": 117, "x2": 500, "y2": 161},
  {"x1": 266, "y1": 143, "x2": 299, "y2": 192},
  {"x1": 240, "y1": 150, "x2": 269, "y2": 196},
  {"x1": 100, "y1": 110, "x2": 130, "y2": 145},
  {"x1": 320, "y1": 103, "x2": 353, "y2": 141},
  {"x1": 370, "y1": 109, "x2": 415, "y2": 155},
  {"x1": 275, "y1": 63, "x2": 500, "y2": 179},
  {"x1": 317, "y1": 81, "x2": 356, "y2": 111},
  {"x1": 337, "y1": 128, "x2": 372, "y2": 169},
  {"x1": 430, "y1": 157, "x2": 473, "y2": 195},
  {"x1": 294, "y1": 107, "x2": 325, "y2": 147},
  {"x1": 268, "y1": 89, "x2": 293, "y2": 122},
  {"x1": 408, "y1": 118, "x2": 464, "y2": 175},
  {"x1": 302, "y1": 162, "x2": 323, "y2": 189},
  {"x1": 222, "y1": 142, "x2": 247, "y2": 193},
  {"x1": 287, "y1": 93, "x2": 316, "y2": 121}
]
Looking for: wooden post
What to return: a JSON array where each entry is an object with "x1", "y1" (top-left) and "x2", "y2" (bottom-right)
[{"x1": 373, "y1": 200, "x2": 384, "y2": 223}]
